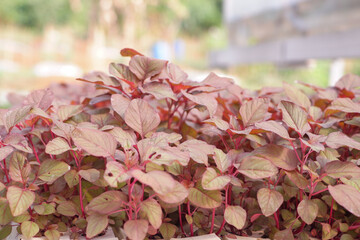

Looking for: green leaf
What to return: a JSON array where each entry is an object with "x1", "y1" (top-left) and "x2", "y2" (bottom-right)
[
  {"x1": 328, "y1": 184, "x2": 360, "y2": 217},
  {"x1": 224, "y1": 205, "x2": 247, "y2": 229},
  {"x1": 57, "y1": 201, "x2": 78, "y2": 216},
  {"x1": 71, "y1": 127, "x2": 117, "y2": 157},
  {"x1": 104, "y1": 161, "x2": 130, "y2": 187},
  {"x1": 44, "y1": 229, "x2": 60, "y2": 240},
  {"x1": 124, "y1": 219, "x2": 149, "y2": 240},
  {"x1": 33, "y1": 203, "x2": 55, "y2": 215},
  {"x1": 340, "y1": 234, "x2": 354, "y2": 240},
  {"x1": 21, "y1": 221, "x2": 39, "y2": 239},
  {"x1": 159, "y1": 223, "x2": 177, "y2": 240},
  {"x1": 297, "y1": 199, "x2": 318, "y2": 224},
  {"x1": 140, "y1": 199, "x2": 162, "y2": 229},
  {"x1": 9, "y1": 152, "x2": 30, "y2": 183},
  {"x1": 322, "y1": 223, "x2": 338, "y2": 240},
  {"x1": 202, "y1": 168, "x2": 230, "y2": 190},
  {"x1": 45, "y1": 137, "x2": 70, "y2": 155},
  {"x1": 274, "y1": 228, "x2": 294, "y2": 240},
  {"x1": 129, "y1": 55, "x2": 167, "y2": 80},
  {"x1": 239, "y1": 98, "x2": 270, "y2": 127},
  {"x1": 325, "y1": 161, "x2": 360, "y2": 179},
  {"x1": 7, "y1": 186, "x2": 35, "y2": 216},
  {"x1": 86, "y1": 214, "x2": 108, "y2": 238},
  {"x1": 238, "y1": 156, "x2": 278, "y2": 179},
  {"x1": 255, "y1": 121, "x2": 292, "y2": 140},
  {"x1": 279, "y1": 100, "x2": 310, "y2": 135},
  {"x1": 257, "y1": 188, "x2": 283, "y2": 217},
  {"x1": 254, "y1": 144, "x2": 298, "y2": 171},
  {"x1": 0, "y1": 225, "x2": 12, "y2": 240},
  {"x1": 86, "y1": 191, "x2": 127, "y2": 215},
  {"x1": 64, "y1": 170, "x2": 79, "y2": 188},
  {"x1": 3, "y1": 105, "x2": 32, "y2": 132},
  {"x1": 38, "y1": 159, "x2": 70, "y2": 183},
  {"x1": 283, "y1": 82, "x2": 311, "y2": 110},
  {"x1": 79, "y1": 169, "x2": 100, "y2": 183},
  {"x1": 188, "y1": 186, "x2": 222, "y2": 209},
  {"x1": 341, "y1": 177, "x2": 360, "y2": 191},
  {"x1": 213, "y1": 149, "x2": 231, "y2": 172},
  {"x1": 124, "y1": 99, "x2": 160, "y2": 137},
  {"x1": 157, "y1": 181, "x2": 188, "y2": 204},
  {"x1": 285, "y1": 171, "x2": 309, "y2": 189},
  {"x1": 0, "y1": 198, "x2": 13, "y2": 225},
  {"x1": 13, "y1": 212, "x2": 30, "y2": 223}
]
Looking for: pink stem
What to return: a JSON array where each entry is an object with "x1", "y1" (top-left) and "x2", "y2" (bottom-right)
[{"x1": 210, "y1": 208, "x2": 216, "y2": 233}]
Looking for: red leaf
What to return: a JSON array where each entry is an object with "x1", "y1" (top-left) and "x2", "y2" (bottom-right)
[{"x1": 120, "y1": 48, "x2": 143, "y2": 57}]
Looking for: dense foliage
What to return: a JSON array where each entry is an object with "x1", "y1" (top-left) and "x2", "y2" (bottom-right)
[{"x1": 1, "y1": 48, "x2": 360, "y2": 240}]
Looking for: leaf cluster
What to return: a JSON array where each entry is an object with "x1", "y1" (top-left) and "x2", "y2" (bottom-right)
[{"x1": 1, "y1": 48, "x2": 360, "y2": 240}]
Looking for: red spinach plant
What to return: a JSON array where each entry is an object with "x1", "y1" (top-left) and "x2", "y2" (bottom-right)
[{"x1": 1, "y1": 48, "x2": 360, "y2": 240}]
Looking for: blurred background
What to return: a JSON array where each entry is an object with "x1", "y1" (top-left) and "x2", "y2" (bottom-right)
[{"x1": 1, "y1": 0, "x2": 360, "y2": 104}]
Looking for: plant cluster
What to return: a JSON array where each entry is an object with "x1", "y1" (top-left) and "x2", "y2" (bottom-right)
[{"x1": 1, "y1": 48, "x2": 360, "y2": 240}]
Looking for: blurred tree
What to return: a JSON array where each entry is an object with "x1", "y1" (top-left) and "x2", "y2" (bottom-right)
[
  {"x1": 0, "y1": 0, "x2": 73, "y2": 30},
  {"x1": 180, "y1": 0, "x2": 222, "y2": 35},
  {"x1": 0, "y1": 0, "x2": 223, "y2": 38}
]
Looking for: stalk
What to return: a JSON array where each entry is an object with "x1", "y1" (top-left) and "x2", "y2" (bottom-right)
[{"x1": 209, "y1": 208, "x2": 216, "y2": 233}]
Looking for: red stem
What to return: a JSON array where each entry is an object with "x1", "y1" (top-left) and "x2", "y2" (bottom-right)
[
  {"x1": 218, "y1": 134, "x2": 230, "y2": 152},
  {"x1": 348, "y1": 224, "x2": 360, "y2": 231},
  {"x1": 294, "y1": 222, "x2": 306, "y2": 234},
  {"x1": 216, "y1": 185, "x2": 229, "y2": 235},
  {"x1": 1, "y1": 159, "x2": 10, "y2": 183},
  {"x1": 274, "y1": 211, "x2": 280, "y2": 229},
  {"x1": 311, "y1": 187, "x2": 328, "y2": 197},
  {"x1": 178, "y1": 205, "x2": 186, "y2": 236},
  {"x1": 28, "y1": 136, "x2": 41, "y2": 164},
  {"x1": 210, "y1": 208, "x2": 216, "y2": 233}
]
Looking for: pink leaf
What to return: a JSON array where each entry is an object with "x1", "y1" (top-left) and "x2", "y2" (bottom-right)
[
  {"x1": 124, "y1": 99, "x2": 160, "y2": 137},
  {"x1": 129, "y1": 55, "x2": 167, "y2": 80}
]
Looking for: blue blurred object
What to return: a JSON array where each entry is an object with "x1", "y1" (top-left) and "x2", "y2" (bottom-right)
[
  {"x1": 152, "y1": 41, "x2": 171, "y2": 60},
  {"x1": 174, "y1": 39, "x2": 185, "y2": 60}
]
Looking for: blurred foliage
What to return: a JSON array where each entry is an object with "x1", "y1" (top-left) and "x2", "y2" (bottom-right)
[
  {"x1": 180, "y1": 0, "x2": 222, "y2": 35},
  {"x1": 346, "y1": 60, "x2": 360, "y2": 76},
  {"x1": 231, "y1": 61, "x2": 331, "y2": 90},
  {"x1": 0, "y1": 0, "x2": 72, "y2": 29},
  {"x1": 0, "y1": 0, "x2": 223, "y2": 37}
]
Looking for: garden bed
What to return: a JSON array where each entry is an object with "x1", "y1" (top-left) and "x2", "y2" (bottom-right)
[{"x1": 1, "y1": 48, "x2": 360, "y2": 240}]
